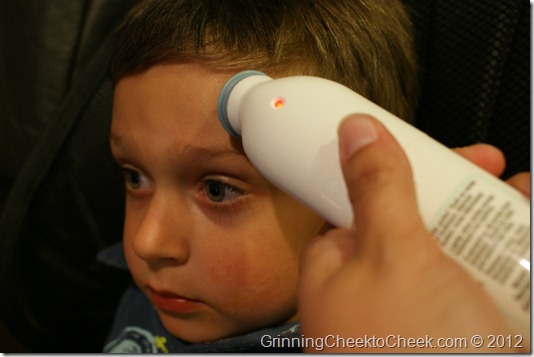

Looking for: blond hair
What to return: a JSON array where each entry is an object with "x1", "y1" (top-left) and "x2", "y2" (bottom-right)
[{"x1": 110, "y1": 0, "x2": 418, "y2": 121}]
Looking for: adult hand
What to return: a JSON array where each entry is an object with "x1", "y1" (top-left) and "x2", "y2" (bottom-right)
[
  {"x1": 298, "y1": 115, "x2": 529, "y2": 353},
  {"x1": 452, "y1": 144, "x2": 530, "y2": 197}
]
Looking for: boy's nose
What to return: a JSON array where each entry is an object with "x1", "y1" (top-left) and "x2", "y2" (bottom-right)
[{"x1": 132, "y1": 192, "x2": 191, "y2": 265}]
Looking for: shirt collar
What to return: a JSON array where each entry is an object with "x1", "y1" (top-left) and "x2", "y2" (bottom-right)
[{"x1": 97, "y1": 242, "x2": 128, "y2": 269}]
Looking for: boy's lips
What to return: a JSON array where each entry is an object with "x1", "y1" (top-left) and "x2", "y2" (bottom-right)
[{"x1": 149, "y1": 287, "x2": 205, "y2": 314}]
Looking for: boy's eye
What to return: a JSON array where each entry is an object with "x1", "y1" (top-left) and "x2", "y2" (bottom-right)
[
  {"x1": 123, "y1": 168, "x2": 149, "y2": 190},
  {"x1": 204, "y1": 179, "x2": 244, "y2": 203}
]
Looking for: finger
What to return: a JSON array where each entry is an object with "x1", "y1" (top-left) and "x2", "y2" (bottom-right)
[
  {"x1": 338, "y1": 115, "x2": 425, "y2": 243},
  {"x1": 453, "y1": 144, "x2": 506, "y2": 177},
  {"x1": 298, "y1": 229, "x2": 356, "y2": 301},
  {"x1": 506, "y1": 172, "x2": 531, "y2": 198}
]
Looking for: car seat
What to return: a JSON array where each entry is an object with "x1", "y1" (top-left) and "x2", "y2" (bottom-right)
[{"x1": 0, "y1": 0, "x2": 138, "y2": 352}]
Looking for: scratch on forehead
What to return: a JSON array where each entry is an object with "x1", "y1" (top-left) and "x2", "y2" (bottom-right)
[{"x1": 110, "y1": 132, "x2": 123, "y2": 147}]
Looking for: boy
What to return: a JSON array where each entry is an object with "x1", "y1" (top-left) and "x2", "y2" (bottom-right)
[{"x1": 101, "y1": 0, "x2": 418, "y2": 352}]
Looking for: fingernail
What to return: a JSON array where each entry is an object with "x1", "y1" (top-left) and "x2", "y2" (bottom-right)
[{"x1": 338, "y1": 115, "x2": 378, "y2": 160}]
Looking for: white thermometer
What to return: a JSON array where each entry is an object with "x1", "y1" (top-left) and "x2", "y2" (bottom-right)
[{"x1": 217, "y1": 70, "x2": 530, "y2": 335}]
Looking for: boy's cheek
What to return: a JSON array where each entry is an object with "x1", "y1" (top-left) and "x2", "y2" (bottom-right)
[
  {"x1": 202, "y1": 248, "x2": 299, "y2": 310},
  {"x1": 206, "y1": 255, "x2": 248, "y2": 289}
]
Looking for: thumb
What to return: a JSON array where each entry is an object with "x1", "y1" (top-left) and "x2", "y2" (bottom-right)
[{"x1": 338, "y1": 115, "x2": 425, "y2": 246}]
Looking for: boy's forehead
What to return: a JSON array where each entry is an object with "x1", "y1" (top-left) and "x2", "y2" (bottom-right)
[
  {"x1": 112, "y1": 63, "x2": 226, "y2": 128},
  {"x1": 111, "y1": 63, "x2": 247, "y2": 160},
  {"x1": 110, "y1": 130, "x2": 245, "y2": 159},
  {"x1": 113, "y1": 64, "x2": 230, "y2": 104}
]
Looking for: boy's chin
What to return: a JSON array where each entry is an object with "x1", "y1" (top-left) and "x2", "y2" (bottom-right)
[
  {"x1": 157, "y1": 309, "x2": 297, "y2": 344},
  {"x1": 158, "y1": 310, "x2": 254, "y2": 343}
]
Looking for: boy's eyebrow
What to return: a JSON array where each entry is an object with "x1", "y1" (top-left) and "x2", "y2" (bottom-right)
[{"x1": 109, "y1": 132, "x2": 245, "y2": 161}]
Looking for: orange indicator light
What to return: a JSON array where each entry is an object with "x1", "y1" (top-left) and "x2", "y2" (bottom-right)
[{"x1": 272, "y1": 97, "x2": 285, "y2": 109}]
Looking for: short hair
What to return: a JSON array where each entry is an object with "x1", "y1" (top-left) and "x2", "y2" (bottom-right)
[{"x1": 110, "y1": 0, "x2": 418, "y2": 121}]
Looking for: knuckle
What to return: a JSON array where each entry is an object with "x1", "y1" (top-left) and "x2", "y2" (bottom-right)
[{"x1": 344, "y1": 155, "x2": 403, "y2": 202}]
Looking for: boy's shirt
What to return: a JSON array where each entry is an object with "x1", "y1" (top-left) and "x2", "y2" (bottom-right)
[{"x1": 98, "y1": 243, "x2": 302, "y2": 353}]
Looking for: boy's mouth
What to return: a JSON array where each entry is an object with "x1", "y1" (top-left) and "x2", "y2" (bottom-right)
[{"x1": 149, "y1": 287, "x2": 205, "y2": 314}]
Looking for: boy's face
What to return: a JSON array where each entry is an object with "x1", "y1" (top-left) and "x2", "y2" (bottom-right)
[{"x1": 111, "y1": 63, "x2": 326, "y2": 343}]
